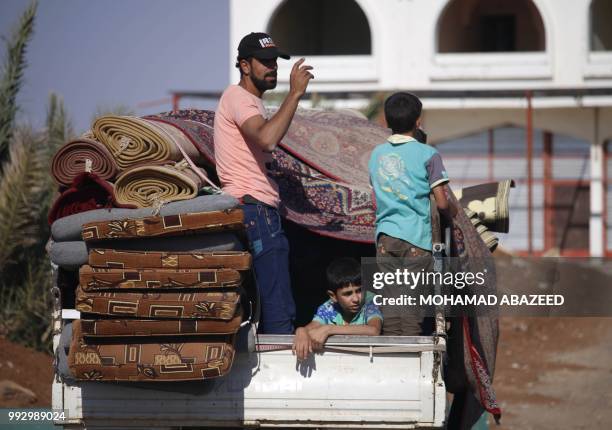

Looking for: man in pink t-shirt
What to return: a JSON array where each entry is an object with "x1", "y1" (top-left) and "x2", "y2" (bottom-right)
[{"x1": 214, "y1": 32, "x2": 313, "y2": 334}]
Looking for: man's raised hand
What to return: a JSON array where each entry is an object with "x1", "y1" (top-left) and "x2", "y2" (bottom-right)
[{"x1": 289, "y1": 58, "x2": 314, "y2": 98}]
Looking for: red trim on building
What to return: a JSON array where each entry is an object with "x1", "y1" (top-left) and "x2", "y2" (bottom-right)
[
  {"x1": 526, "y1": 91, "x2": 534, "y2": 255},
  {"x1": 605, "y1": 141, "x2": 610, "y2": 257}
]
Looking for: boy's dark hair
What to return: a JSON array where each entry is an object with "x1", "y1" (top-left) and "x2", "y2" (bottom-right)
[
  {"x1": 326, "y1": 257, "x2": 361, "y2": 292},
  {"x1": 384, "y1": 92, "x2": 422, "y2": 134}
]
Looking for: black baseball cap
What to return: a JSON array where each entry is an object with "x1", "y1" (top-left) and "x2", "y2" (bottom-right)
[{"x1": 237, "y1": 32, "x2": 290, "y2": 62}]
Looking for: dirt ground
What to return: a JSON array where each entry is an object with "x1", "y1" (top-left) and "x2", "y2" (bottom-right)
[
  {"x1": 0, "y1": 337, "x2": 53, "y2": 408},
  {"x1": 494, "y1": 316, "x2": 612, "y2": 429}
]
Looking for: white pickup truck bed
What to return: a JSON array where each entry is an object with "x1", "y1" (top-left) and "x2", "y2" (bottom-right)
[{"x1": 53, "y1": 316, "x2": 446, "y2": 429}]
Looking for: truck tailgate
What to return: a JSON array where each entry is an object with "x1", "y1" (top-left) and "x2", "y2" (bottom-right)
[{"x1": 54, "y1": 331, "x2": 446, "y2": 429}]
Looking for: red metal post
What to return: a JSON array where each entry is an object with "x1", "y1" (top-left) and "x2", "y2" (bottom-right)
[
  {"x1": 488, "y1": 128, "x2": 494, "y2": 182},
  {"x1": 543, "y1": 131, "x2": 553, "y2": 250},
  {"x1": 172, "y1": 94, "x2": 180, "y2": 112},
  {"x1": 604, "y1": 140, "x2": 609, "y2": 256},
  {"x1": 526, "y1": 91, "x2": 534, "y2": 255}
]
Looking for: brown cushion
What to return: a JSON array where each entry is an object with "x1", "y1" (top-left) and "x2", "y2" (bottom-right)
[
  {"x1": 75, "y1": 287, "x2": 240, "y2": 320},
  {"x1": 88, "y1": 249, "x2": 252, "y2": 270},
  {"x1": 79, "y1": 316, "x2": 242, "y2": 337},
  {"x1": 79, "y1": 266, "x2": 242, "y2": 291},
  {"x1": 81, "y1": 209, "x2": 244, "y2": 241},
  {"x1": 69, "y1": 320, "x2": 236, "y2": 381}
]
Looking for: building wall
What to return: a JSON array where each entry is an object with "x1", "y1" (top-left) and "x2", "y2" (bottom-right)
[
  {"x1": 229, "y1": 0, "x2": 612, "y2": 256},
  {"x1": 230, "y1": 0, "x2": 612, "y2": 91},
  {"x1": 438, "y1": 127, "x2": 591, "y2": 254}
]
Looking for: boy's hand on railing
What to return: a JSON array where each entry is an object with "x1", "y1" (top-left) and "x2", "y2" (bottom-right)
[
  {"x1": 292, "y1": 327, "x2": 313, "y2": 361},
  {"x1": 308, "y1": 325, "x2": 331, "y2": 350}
]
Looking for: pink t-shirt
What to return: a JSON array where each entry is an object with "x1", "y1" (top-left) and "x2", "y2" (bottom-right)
[{"x1": 214, "y1": 85, "x2": 280, "y2": 208}]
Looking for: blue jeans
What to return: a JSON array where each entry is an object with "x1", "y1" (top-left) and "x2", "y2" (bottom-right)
[{"x1": 241, "y1": 203, "x2": 295, "y2": 334}]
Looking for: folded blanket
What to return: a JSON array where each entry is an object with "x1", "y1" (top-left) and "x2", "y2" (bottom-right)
[
  {"x1": 79, "y1": 266, "x2": 242, "y2": 291},
  {"x1": 75, "y1": 287, "x2": 240, "y2": 320},
  {"x1": 114, "y1": 162, "x2": 205, "y2": 208},
  {"x1": 51, "y1": 138, "x2": 119, "y2": 186},
  {"x1": 464, "y1": 208, "x2": 499, "y2": 251},
  {"x1": 92, "y1": 115, "x2": 203, "y2": 170},
  {"x1": 47, "y1": 172, "x2": 135, "y2": 225},
  {"x1": 51, "y1": 194, "x2": 239, "y2": 241},
  {"x1": 79, "y1": 316, "x2": 242, "y2": 337},
  {"x1": 454, "y1": 180, "x2": 514, "y2": 233},
  {"x1": 82, "y1": 209, "x2": 244, "y2": 241},
  {"x1": 88, "y1": 249, "x2": 252, "y2": 271},
  {"x1": 69, "y1": 320, "x2": 235, "y2": 381},
  {"x1": 48, "y1": 234, "x2": 245, "y2": 270}
]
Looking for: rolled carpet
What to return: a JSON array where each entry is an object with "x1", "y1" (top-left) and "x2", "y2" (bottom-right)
[
  {"x1": 114, "y1": 162, "x2": 205, "y2": 208},
  {"x1": 51, "y1": 194, "x2": 239, "y2": 242},
  {"x1": 464, "y1": 208, "x2": 499, "y2": 251},
  {"x1": 48, "y1": 234, "x2": 245, "y2": 270},
  {"x1": 47, "y1": 172, "x2": 135, "y2": 225},
  {"x1": 51, "y1": 137, "x2": 118, "y2": 186},
  {"x1": 92, "y1": 115, "x2": 202, "y2": 170},
  {"x1": 454, "y1": 179, "x2": 515, "y2": 233}
]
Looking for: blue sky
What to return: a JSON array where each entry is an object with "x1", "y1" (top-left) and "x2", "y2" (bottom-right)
[{"x1": 0, "y1": 0, "x2": 230, "y2": 133}]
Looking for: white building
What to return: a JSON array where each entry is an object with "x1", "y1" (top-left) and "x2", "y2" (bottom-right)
[{"x1": 229, "y1": 0, "x2": 612, "y2": 257}]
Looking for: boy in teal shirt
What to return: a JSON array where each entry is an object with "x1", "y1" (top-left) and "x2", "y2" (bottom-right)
[
  {"x1": 368, "y1": 92, "x2": 452, "y2": 336},
  {"x1": 292, "y1": 257, "x2": 382, "y2": 360}
]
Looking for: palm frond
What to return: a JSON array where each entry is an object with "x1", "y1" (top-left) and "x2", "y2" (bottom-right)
[
  {"x1": 92, "y1": 104, "x2": 135, "y2": 123},
  {"x1": 36, "y1": 93, "x2": 72, "y2": 240},
  {"x1": 46, "y1": 92, "x2": 72, "y2": 158},
  {"x1": 0, "y1": 256, "x2": 53, "y2": 352},
  {"x1": 0, "y1": 128, "x2": 46, "y2": 273},
  {"x1": 0, "y1": 0, "x2": 37, "y2": 167}
]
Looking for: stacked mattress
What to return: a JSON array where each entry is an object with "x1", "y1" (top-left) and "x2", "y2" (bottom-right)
[
  {"x1": 48, "y1": 113, "x2": 257, "y2": 382},
  {"x1": 63, "y1": 209, "x2": 251, "y2": 382}
]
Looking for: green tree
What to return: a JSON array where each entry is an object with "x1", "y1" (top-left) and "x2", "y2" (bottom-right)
[
  {"x1": 0, "y1": 2, "x2": 72, "y2": 352},
  {"x1": 0, "y1": 1, "x2": 37, "y2": 167}
]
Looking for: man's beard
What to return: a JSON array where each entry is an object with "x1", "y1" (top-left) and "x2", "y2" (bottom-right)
[{"x1": 251, "y1": 72, "x2": 277, "y2": 92}]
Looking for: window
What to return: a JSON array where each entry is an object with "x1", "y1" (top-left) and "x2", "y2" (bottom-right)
[
  {"x1": 437, "y1": 0, "x2": 545, "y2": 53},
  {"x1": 590, "y1": 0, "x2": 612, "y2": 51},
  {"x1": 268, "y1": 0, "x2": 371, "y2": 56},
  {"x1": 481, "y1": 15, "x2": 516, "y2": 52}
]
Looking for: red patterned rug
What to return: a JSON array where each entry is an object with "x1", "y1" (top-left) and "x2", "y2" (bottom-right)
[{"x1": 146, "y1": 109, "x2": 381, "y2": 243}]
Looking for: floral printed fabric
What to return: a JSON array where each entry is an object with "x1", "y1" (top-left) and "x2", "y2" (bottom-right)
[{"x1": 313, "y1": 291, "x2": 382, "y2": 325}]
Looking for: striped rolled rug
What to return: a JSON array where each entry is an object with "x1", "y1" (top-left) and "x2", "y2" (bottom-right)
[
  {"x1": 92, "y1": 115, "x2": 203, "y2": 170},
  {"x1": 51, "y1": 137, "x2": 119, "y2": 186},
  {"x1": 114, "y1": 161, "x2": 205, "y2": 208}
]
